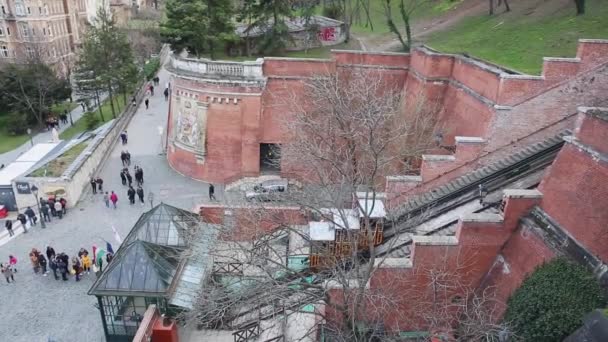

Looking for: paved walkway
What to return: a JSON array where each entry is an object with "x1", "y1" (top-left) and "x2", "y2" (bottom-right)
[
  {"x1": 0, "y1": 94, "x2": 107, "y2": 167},
  {"x1": 0, "y1": 67, "x2": 211, "y2": 342}
]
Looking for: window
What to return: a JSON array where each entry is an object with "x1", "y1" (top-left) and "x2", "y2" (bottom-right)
[
  {"x1": 15, "y1": 3, "x2": 25, "y2": 15},
  {"x1": 1, "y1": 46, "x2": 8, "y2": 58},
  {"x1": 39, "y1": 6, "x2": 42, "y2": 14},
  {"x1": 52, "y1": 46, "x2": 56, "y2": 57},
  {"x1": 31, "y1": 27, "x2": 35, "y2": 36},
  {"x1": 48, "y1": 25, "x2": 52, "y2": 36},
  {"x1": 44, "y1": 4, "x2": 48, "y2": 15},
  {"x1": 27, "y1": 7, "x2": 31, "y2": 15},
  {"x1": 43, "y1": 27, "x2": 46, "y2": 35},
  {"x1": 6, "y1": 27, "x2": 10, "y2": 35},
  {"x1": 20, "y1": 23, "x2": 28, "y2": 37},
  {"x1": 1, "y1": 6, "x2": 5, "y2": 14},
  {"x1": 0, "y1": 28, "x2": 3, "y2": 36},
  {"x1": 26, "y1": 46, "x2": 34, "y2": 58}
]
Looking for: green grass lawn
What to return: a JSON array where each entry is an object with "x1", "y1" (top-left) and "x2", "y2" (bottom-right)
[
  {"x1": 0, "y1": 116, "x2": 31, "y2": 154},
  {"x1": 321, "y1": 0, "x2": 463, "y2": 35},
  {"x1": 28, "y1": 140, "x2": 89, "y2": 177},
  {"x1": 59, "y1": 97, "x2": 127, "y2": 140},
  {"x1": 425, "y1": 0, "x2": 608, "y2": 74},
  {"x1": 51, "y1": 102, "x2": 78, "y2": 115}
]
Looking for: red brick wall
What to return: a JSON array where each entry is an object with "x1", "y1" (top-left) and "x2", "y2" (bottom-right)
[
  {"x1": 575, "y1": 111, "x2": 608, "y2": 155},
  {"x1": 539, "y1": 145, "x2": 608, "y2": 261},
  {"x1": 439, "y1": 85, "x2": 494, "y2": 144},
  {"x1": 481, "y1": 226, "x2": 555, "y2": 317},
  {"x1": 332, "y1": 51, "x2": 409, "y2": 67}
]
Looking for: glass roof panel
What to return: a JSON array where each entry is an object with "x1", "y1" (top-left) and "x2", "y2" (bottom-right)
[{"x1": 122, "y1": 203, "x2": 199, "y2": 247}]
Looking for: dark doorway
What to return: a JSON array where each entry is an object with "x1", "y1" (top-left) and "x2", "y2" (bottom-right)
[
  {"x1": 0, "y1": 186, "x2": 17, "y2": 211},
  {"x1": 260, "y1": 143, "x2": 281, "y2": 172}
]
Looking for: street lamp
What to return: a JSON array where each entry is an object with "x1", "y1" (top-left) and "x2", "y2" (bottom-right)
[
  {"x1": 30, "y1": 185, "x2": 46, "y2": 229},
  {"x1": 27, "y1": 128, "x2": 33, "y2": 147}
]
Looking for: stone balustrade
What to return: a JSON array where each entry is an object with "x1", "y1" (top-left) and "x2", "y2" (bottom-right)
[{"x1": 171, "y1": 56, "x2": 265, "y2": 79}]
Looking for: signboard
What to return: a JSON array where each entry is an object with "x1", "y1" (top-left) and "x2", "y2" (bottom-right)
[{"x1": 15, "y1": 182, "x2": 31, "y2": 194}]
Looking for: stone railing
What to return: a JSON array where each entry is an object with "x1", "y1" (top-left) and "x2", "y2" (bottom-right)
[{"x1": 171, "y1": 56, "x2": 264, "y2": 79}]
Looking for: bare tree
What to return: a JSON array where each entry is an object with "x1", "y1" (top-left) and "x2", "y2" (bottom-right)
[
  {"x1": 383, "y1": 0, "x2": 428, "y2": 52},
  {"x1": 489, "y1": 0, "x2": 510, "y2": 15}
]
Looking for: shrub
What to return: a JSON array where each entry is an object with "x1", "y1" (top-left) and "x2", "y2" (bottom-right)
[
  {"x1": 5, "y1": 112, "x2": 29, "y2": 135},
  {"x1": 322, "y1": 4, "x2": 342, "y2": 20},
  {"x1": 84, "y1": 111, "x2": 100, "y2": 130},
  {"x1": 144, "y1": 57, "x2": 161, "y2": 80},
  {"x1": 504, "y1": 258, "x2": 605, "y2": 342}
]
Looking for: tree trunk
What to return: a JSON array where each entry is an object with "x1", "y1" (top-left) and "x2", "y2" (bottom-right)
[
  {"x1": 107, "y1": 83, "x2": 116, "y2": 118},
  {"x1": 489, "y1": 0, "x2": 494, "y2": 15},
  {"x1": 574, "y1": 0, "x2": 585, "y2": 15},
  {"x1": 503, "y1": 0, "x2": 511, "y2": 12},
  {"x1": 95, "y1": 88, "x2": 105, "y2": 122}
]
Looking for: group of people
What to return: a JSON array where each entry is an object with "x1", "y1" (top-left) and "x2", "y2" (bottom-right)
[
  {"x1": 143, "y1": 79, "x2": 170, "y2": 109},
  {"x1": 90, "y1": 176, "x2": 104, "y2": 194},
  {"x1": 123, "y1": 165, "x2": 145, "y2": 205},
  {"x1": 2, "y1": 246, "x2": 115, "y2": 283},
  {"x1": 4, "y1": 196, "x2": 68, "y2": 237}
]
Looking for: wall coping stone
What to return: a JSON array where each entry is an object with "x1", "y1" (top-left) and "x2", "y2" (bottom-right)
[
  {"x1": 499, "y1": 73, "x2": 544, "y2": 80},
  {"x1": 579, "y1": 106, "x2": 608, "y2": 122},
  {"x1": 375, "y1": 258, "x2": 413, "y2": 269},
  {"x1": 503, "y1": 189, "x2": 543, "y2": 199},
  {"x1": 455, "y1": 136, "x2": 485, "y2": 144},
  {"x1": 543, "y1": 57, "x2": 581, "y2": 63},
  {"x1": 578, "y1": 38, "x2": 608, "y2": 44},
  {"x1": 412, "y1": 235, "x2": 458, "y2": 246},
  {"x1": 331, "y1": 49, "x2": 410, "y2": 57},
  {"x1": 264, "y1": 56, "x2": 333, "y2": 62},
  {"x1": 422, "y1": 154, "x2": 456, "y2": 162},
  {"x1": 564, "y1": 136, "x2": 608, "y2": 163},
  {"x1": 460, "y1": 213, "x2": 504, "y2": 223},
  {"x1": 386, "y1": 175, "x2": 422, "y2": 182}
]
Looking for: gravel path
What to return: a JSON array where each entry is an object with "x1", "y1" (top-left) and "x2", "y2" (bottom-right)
[{"x1": 0, "y1": 66, "x2": 211, "y2": 342}]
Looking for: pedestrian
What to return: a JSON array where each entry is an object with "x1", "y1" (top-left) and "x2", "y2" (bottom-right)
[
  {"x1": 78, "y1": 248, "x2": 89, "y2": 258},
  {"x1": 120, "y1": 151, "x2": 127, "y2": 167},
  {"x1": 120, "y1": 170, "x2": 127, "y2": 185},
  {"x1": 136, "y1": 186, "x2": 144, "y2": 205},
  {"x1": 80, "y1": 102, "x2": 85, "y2": 111},
  {"x1": 46, "y1": 246, "x2": 56, "y2": 261},
  {"x1": 81, "y1": 253, "x2": 91, "y2": 274},
  {"x1": 209, "y1": 184, "x2": 216, "y2": 201},
  {"x1": 127, "y1": 186, "x2": 136, "y2": 205},
  {"x1": 64, "y1": 110, "x2": 69, "y2": 124},
  {"x1": 90, "y1": 177, "x2": 97, "y2": 194},
  {"x1": 49, "y1": 257, "x2": 59, "y2": 280},
  {"x1": 120, "y1": 131, "x2": 128, "y2": 145},
  {"x1": 103, "y1": 192, "x2": 110, "y2": 208},
  {"x1": 5, "y1": 219, "x2": 14, "y2": 237},
  {"x1": 164, "y1": 88, "x2": 169, "y2": 101},
  {"x1": 150, "y1": 84, "x2": 154, "y2": 96},
  {"x1": 17, "y1": 212, "x2": 28, "y2": 233},
  {"x1": 145, "y1": 98, "x2": 149, "y2": 109},
  {"x1": 54, "y1": 200, "x2": 63, "y2": 219},
  {"x1": 71, "y1": 256, "x2": 81, "y2": 281},
  {"x1": 41, "y1": 203, "x2": 51, "y2": 222},
  {"x1": 48, "y1": 197, "x2": 57, "y2": 217},
  {"x1": 38, "y1": 253, "x2": 48, "y2": 276},
  {"x1": 9, "y1": 255, "x2": 17, "y2": 273},
  {"x1": 96, "y1": 177, "x2": 104, "y2": 192},
  {"x1": 29, "y1": 250, "x2": 40, "y2": 274},
  {"x1": 57, "y1": 256, "x2": 68, "y2": 281},
  {"x1": 125, "y1": 151, "x2": 131, "y2": 166},
  {"x1": 110, "y1": 191, "x2": 118, "y2": 209},
  {"x1": 135, "y1": 166, "x2": 144, "y2": 186},
  {"x1": 1, "y1": 264, "x2": 14, "y2": 283},
  {"x1": 126, "y1": 172, "x2": 133, "y2": 187},
  {"x1": 24, "y1": 206, "x2": 37, "y2": 226},
  {"x1": 59, "y1": 197, "x2": 67, "y2": 215},
  {"x1": 106, "y1": 252, "x2": 114, "y2": 264}
]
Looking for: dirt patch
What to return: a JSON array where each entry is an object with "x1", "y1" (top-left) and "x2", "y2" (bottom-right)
[{"x1": 28, "y1": 141, "x2": 90, "y2": 178}]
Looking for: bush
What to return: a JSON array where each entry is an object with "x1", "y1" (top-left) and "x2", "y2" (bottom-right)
[
  {"x1": 144, "y1": 57, "x2": 161, "y2": 80},
  {"x1": 84, "y1": 111, "x2": 100, "y2": 130},
  {"x1": 322, "y1": 4, "x2": 342, "y2": 20},
  {"x1": 504, "y1": 258, "x2": 605, "y2": 342},
  {"x1": 5, "y1": 112, "x2": 29, "y2": 135}
]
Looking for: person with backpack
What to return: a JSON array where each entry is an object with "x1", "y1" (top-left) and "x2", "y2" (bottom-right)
[
  {"x1": 71, "y1": 256, "x2": 81, "y2": 281},
  {"x1": 136, "y1": 186, "x2": 145, "y2": 205},
  {"x1": 103, "y1": 192, "x2": 110, "y2": 208},
  {"x1": 110, "y1": 191, "x2": 118, "y2": 209},
  {"x1": 5, "y1": 219, "x2": 14, "y2": 237},
  {"x1": 38, "y1": 254, "x2": 48, "y2": 276},
  {"x1": 127, "y1": 186, "x2": 136, "y2": 205},
  {"x1": 49, "y1": 257, "x2": 59, "y2": 280},
  {"x1": 56, "y1": 256, "x2": 68, "y2": 281},
  {"x1": 17, "y1": 212, "x2": 28, "y2": 233},
  {"x1": 96, "y1": 177, "x2": 104, "y2": 192},
  {"x1": 24, "y1": 206, "x2": 37, "y2": 226},
  {"x1": 29, "y1": 250, "x2": 40, "y2": 274},
  {"x1": 41, "y1": 203, "x2": 51, "y2": 222},
  {"x1": 1, "y1": 263, "x2": 14, "y2": 283}
]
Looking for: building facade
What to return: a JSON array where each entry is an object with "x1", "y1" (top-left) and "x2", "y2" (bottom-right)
[{"x1": 0, "y1": 0, "x2": 89, "y2": 76}]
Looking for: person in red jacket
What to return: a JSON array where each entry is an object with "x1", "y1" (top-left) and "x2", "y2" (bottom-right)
[{"x1": 110, "y1": 191, "x2": 118, "y2": 209}]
